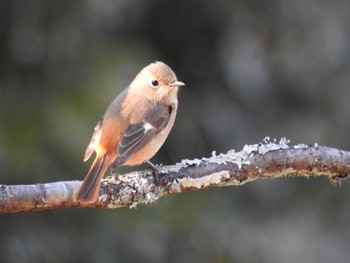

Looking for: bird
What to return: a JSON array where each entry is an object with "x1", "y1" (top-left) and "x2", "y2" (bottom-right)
[{"x1": 73, "y1": 61, "x2": 185, "y2": 204}]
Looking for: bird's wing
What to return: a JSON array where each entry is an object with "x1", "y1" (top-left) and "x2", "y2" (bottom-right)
[
  {"x1": 84, "y1": 117, "x2": 104, "y2": 161},
  {"x1": 116, "y1": 103, "x2": 173, "y2": 165}
]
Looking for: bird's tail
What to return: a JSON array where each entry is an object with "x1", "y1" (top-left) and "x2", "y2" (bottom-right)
[{"x1": 74, "y1": 154, "x2": 109, "y2": 204}]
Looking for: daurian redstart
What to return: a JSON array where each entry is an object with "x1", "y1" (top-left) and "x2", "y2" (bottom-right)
[{"x1": 74, "y1": 61, "x2": 185, "y2": 203}]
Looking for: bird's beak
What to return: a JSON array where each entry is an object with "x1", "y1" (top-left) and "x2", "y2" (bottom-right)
[{"x1": 171, "y1": 80, "x2": 185, "y2": 87}]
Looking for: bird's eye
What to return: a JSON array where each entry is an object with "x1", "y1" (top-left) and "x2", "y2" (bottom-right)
[{"x1": 150, "y1": 80, "x2": 159, "y2": 87}]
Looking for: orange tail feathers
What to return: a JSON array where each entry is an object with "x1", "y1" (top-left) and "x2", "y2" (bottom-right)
[{"x1": 74, "y1": 154, "x2": 109, "y2": 204}]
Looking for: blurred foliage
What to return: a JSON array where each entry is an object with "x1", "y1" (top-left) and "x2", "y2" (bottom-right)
[{"x1": 1, "y1": 0, "x2": 350, "y2": 262}]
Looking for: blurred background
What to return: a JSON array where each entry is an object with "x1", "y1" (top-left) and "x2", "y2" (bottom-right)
[{"x1": 1, "y1": 0, "x2": 350, "y2": 262}]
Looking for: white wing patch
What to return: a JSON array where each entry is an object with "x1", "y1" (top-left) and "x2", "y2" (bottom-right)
[{"x1": 143, "y1": 122, "x2": 154, "y2": 133}]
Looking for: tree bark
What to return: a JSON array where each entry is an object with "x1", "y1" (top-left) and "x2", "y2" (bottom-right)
[{"x1": 1, "y1": 141, "x2": 349, "y2": 213}]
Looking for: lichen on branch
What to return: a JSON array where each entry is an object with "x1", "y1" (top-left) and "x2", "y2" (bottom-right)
[{"x1": 1, "y1": 139, "x2": 349, "y2": 213}]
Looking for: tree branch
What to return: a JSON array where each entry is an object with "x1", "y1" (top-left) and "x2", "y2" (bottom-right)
[{"x1": 1, "y1": 140, "x2": 350, "y2": 213}]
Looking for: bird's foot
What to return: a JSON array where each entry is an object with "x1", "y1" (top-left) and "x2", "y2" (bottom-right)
[
  {"x1": 147, "y1": 161, "x2": 163, "y2": 183},
  {"x1": 147, "y1": 160, "x2": 162, "y2": 172},
  {"x1": 110, "y1": 162, "x2": 119, "y2": 179}
]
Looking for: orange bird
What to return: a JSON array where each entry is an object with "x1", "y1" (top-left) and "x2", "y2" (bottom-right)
[{"x1": 74, "y1": 62, "x2": 185, "y2": 203}]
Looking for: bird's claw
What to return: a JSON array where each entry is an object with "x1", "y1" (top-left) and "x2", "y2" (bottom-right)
[{"x1": 147, "y1": 161, "x2": 162, "y2": 183}]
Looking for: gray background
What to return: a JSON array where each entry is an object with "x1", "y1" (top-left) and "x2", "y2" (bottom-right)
[{"x1": 1, "y1": 1, "x2": 350, "y2": 262}]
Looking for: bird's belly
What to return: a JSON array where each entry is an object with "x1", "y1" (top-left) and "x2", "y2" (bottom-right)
[{"x1": 124, "y1": 131, "x2": 170, "y2": 165}]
